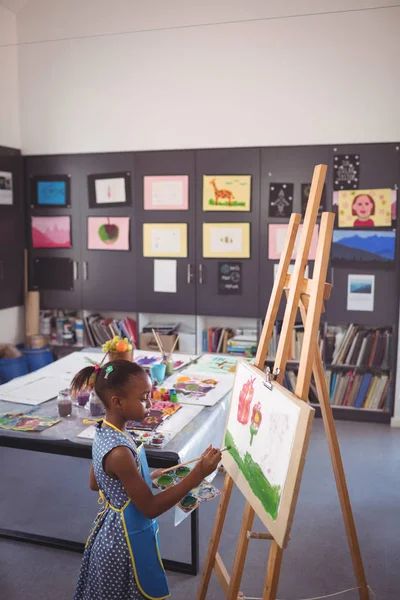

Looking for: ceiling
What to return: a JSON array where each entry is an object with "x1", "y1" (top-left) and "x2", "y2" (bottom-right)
[{"x1": 0, "y1": 0, "x2": 30, "y2": 13}]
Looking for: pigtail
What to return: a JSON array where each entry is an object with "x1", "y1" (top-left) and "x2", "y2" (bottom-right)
[{"x1": 71, "y1": 366, "x2": 96, "y2": 395}]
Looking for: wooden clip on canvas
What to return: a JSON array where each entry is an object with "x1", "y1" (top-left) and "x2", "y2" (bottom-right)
[{"x1": 196, "y1": 165, "x2": 370, "y2": 600}]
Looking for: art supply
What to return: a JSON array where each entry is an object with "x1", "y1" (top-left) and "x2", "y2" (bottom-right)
[
  {"x1": 161, "y1": 446, "x2": 230, "y2": 474},
  {"x1": 169, "y1": 391, "x2": 178, "y2": 403},
  {"x1": 163, "y1": 392, "x2": 170, "y2": 402},
  {"x1": 156, "y1": 474, "x2": 175, "y2": 489},
  {"x1": 164, "y1": 355, "x2": 174, "y2": 377},
  {"x1": 153, "y1": 389, "x2": 162, "y2": 400},
  {"x1": 179, "y1": 494, "x2": 199, "y2": 513},
  {"x1": 150, "y1": 363, "x2": 166, "y2": 384},
  {"x1": 174, "y1": 466, "x2": 190, "y2": 478},
  {"x1": 89, "y1": 391, "x2": 105, "y2": 417},
  {"x1": 0, "y1": 413, "x2": 61, "y2": 432},
  {"x1": 57, "y1": 389, "x2": 72, "y2": 418}
]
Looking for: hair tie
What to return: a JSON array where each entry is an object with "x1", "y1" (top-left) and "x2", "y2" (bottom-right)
[{"x1": 94, "y1": 364, "x2": 100, "y2": 373}]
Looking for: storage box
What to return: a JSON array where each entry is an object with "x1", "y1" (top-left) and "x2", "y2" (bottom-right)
[{"x1": 139, "y1": 333, "x2": 178, "y2": 352}]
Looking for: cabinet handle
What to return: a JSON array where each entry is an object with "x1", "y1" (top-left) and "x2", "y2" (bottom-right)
[
  {"x1": 73, "y1": 261, "x2": 79, "y2": 280},
  {"x1": 187, "y1": 264, "x2": 193, "y2": 284},
  {"x1": 0, "y1": 261, "x2": 3, "y2": 281},
  {"x1": 83, "y1": 261, "x2": 88, "y2": 280},
  {"x1": 199, "y1": 263, "x2": 204, "y2": 284}
]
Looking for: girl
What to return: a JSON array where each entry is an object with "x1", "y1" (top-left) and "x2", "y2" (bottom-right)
[
  {"x1": 72, "y1": 359, "x2": 221, "y2": 600},
  {"x1": 351, "y1": 193, "x2": 375, "y2": 227}
]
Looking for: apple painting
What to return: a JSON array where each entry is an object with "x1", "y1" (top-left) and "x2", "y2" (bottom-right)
[
  {"x1": 98, "y1": 217, "x2": 120, "y2": 245},
  {"x1": 88, "y1": 216, "x2": 130, "y2": 251}
]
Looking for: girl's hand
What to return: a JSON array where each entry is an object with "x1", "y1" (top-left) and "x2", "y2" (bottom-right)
[{"x1": 194, "y1": 446, "x2": 222, "y2": 480}]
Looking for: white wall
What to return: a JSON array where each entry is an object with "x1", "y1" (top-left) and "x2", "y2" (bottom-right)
[
  {"x1": 0, "y1": 6, "x2": 23, "y2": 344},
  {"x1": 16, "y1": 0, "x2": 400, "y2": 154}
]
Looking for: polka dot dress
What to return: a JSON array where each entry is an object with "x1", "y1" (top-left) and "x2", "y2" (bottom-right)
[{"x1": 74, "y1": 425, "x2": 147, "y2": 600}]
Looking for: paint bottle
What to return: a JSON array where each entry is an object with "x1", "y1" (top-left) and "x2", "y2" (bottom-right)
[
  {"x1": 163, "y1": 392, "x2": 170, "y2": 402},
  {"x1": 57, "y1": 389, "x2": 72, "y2": 418},
  {"x1": 153, "y1": 389, "x2": 162, "y2": 401},
  {"x1": 169, "y1": 391, "x2": 178, "y2": 403}
]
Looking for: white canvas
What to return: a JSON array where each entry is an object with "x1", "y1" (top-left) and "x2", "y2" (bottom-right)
[
  {"x1": 95, "y1": 177, "x2": 126, "y2": 204},
  {"x1": 225, "y1": 361, "x2": 300, "y2": 519},
  {"x1": 154, "y1": 259, "x2": 177, "y2": 293},
  {"x1": 151, "y1": 180, "x2": 184, "y2": 207},
  {"x1": 209, "y1": 226, "x2": 243, "y2": 254}
]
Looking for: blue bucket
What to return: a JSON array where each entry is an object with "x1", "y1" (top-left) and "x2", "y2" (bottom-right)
[
  {"x1": 19, "y1": 345, "x2": 54, "y2": 372},
  {"x1": 0, "y1": 356, "x2": 28, "y2": 384}
]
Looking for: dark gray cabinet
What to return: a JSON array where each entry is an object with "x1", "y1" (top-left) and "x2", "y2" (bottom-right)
[
  {"x1": 195, "y1": 148, "x2": 261, "y2": 317},
  {"x1": 260, "y1": 145, "x2": 332, "y2": 320},
  {"x1": 134, "y1": 151, "x2": 197, "y2": 315},
  {"x1": 0, "y1": 147, "x2": 24, "y2": 310}
]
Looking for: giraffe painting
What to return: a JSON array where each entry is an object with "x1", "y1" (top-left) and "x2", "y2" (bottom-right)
[{"x1": 203, "y1": 175, "x2": 251, "y2": 211}]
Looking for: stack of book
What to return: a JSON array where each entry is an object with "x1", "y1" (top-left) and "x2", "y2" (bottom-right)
[
  {"x1": 84, "y1": 313, "x2": 137, "y2": 347},
  {"x1": 326, "y1": 371, "x2": 390, "y2": 409},
  {"x1": 283, "y1": 370, "x2": 319, "y2": 404},
  {"x1": 267, "y1": 323, "x2": 305, "y2": 362},
  {"x1": 328, "y1": 324, "x2": 392, "y2": 368},
  {"x1": 202, "y1": 328, "x2": 234, "y2": 353},
  {"x1": 226, "y1": 330, "x2": 258, "y2": 356}
]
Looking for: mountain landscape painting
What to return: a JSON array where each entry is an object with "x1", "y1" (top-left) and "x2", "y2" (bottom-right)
[
  {"x1": 332, "y1": 230, "x2": 395, "y2": 262},
  {"x1": 31, "y1": 216, "x2": 71, "y2": 248}
]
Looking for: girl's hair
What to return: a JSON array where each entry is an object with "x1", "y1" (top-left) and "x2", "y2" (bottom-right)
[
  {"x1": 352, "y1": 194, "x2": 375, "y2": 216},
  {"x1": 71, "y1": 360, "x2": 147, "y2": 407}
]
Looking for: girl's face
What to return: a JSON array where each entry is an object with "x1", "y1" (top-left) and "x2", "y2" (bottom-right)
[
  {"x1": 353, "y1": 195, "x2": 374, "y2": 218},
  {"x1": 115, "y1": 374, "x2": 153, "y2": 422}
]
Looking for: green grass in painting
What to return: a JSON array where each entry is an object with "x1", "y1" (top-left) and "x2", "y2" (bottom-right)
[
  {"x1": 225, "y1": 430, "x2": 281, "y2": 520},
  {"x1": 208, "y1": 199, "x2": 246, "y2": 207}
]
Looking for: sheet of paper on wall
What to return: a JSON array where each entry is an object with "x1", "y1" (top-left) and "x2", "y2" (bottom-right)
[
  {"x1": 274, "y1": 263, "x2": 309, "y2": 281},
  {"x1": 95, "y1": 177, "x2": 126, "y2": 204},
  {"x1": 154, "y1": 259, "x2": 177, "y2": 293},
  {"x1": 0, "y1": 171, "x2": 13, "y2": 205},
  {"x1": 347, "y1": 274, "x2": 375, "y2": 312}
]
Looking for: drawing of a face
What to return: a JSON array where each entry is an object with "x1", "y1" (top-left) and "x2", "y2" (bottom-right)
[{"x1": 352, "y1": 195, "x2": 374, "y2": 219}]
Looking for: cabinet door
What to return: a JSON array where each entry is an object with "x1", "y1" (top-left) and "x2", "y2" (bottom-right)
[
  {"x1": 260, "y1": 146, "x2": 332, "y2": 321},
  {"x1": 0, "y1": 149, "x2": 24, "y2": 309},
  {"x1": 195, "y1": 148, "x2": 261, "y2": 317},
  {"x1": 79, "y1": 153, "x2": 136, "y2": 312},
  {"x1": 134, "y1": 151, "x2": 196, "y2": 315},
  {"x1": 327, "y1": 143, "x2": 400, "y2": 326},
  {"x1": 26, "y1": 155, "x2": 83, "y2": 310}
]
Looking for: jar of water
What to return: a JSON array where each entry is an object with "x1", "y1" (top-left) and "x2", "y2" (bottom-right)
[
  {"x1": 57, "y1": 389, "x2": 72, "y2": 418},
  {"x1": 89, "y1": 390, "x2": 105, "y2": 417}
]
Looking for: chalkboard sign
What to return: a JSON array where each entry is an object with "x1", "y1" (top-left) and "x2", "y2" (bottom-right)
[{"x1": 218, "y1": 262, "x2": 242, "y2": 295}]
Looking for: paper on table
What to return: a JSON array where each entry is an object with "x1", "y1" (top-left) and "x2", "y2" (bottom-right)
[
  {"x1": 0, "y1": 376, "x2": 65, "y2": 405},
  {"x1": 154, "y1": 259, "x2": 177, "y2": 293},
  {"x1": 157, "y1": 404, "x2": 204, "y2": 434},
  {"x1": 77, "y1": 425, "x2": 96, "y2": 440},
  {"x1": 162, "y1": 370, "x2": 233, "y2": 407}
]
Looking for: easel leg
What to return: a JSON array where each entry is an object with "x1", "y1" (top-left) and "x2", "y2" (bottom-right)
[
  {"x1": 312, "y1": 353, "x2": 370, "y2": 600},
  {"x1": 262, "y1": 541, "x2": 284, "y2": 600},
  {"x1": 196, "y1": 474, "x2": 234, "y2": 600},
  {"x1": 227, "y1": 502, "x2": 255, "y2": 599}
]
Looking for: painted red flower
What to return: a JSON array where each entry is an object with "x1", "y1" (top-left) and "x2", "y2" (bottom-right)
[
  {"x1": 250, "y1": 402, "x2": 262, "y2": 446},
  {"x1": 237, "y1": 377, "x2": 255, "y2": 425}
]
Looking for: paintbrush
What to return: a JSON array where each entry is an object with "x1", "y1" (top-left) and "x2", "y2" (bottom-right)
[
  {"x1": 160, "y1": 445, "x2": 231, "y2": 474},
  {"x1": 152, "y1": 328, "x2": 164, "y2": 355}
]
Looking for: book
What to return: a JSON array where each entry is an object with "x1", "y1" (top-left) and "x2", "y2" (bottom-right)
[{"x1": 354, "y1": 373, "x2": 373, "y2": 408}]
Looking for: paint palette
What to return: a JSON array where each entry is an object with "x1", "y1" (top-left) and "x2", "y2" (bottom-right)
[
  {"x1": 154, "y1": 467, "x2": 221, "y2": 514},
  {"x1": 154, "y1": 466, "x2": 192, "y2": 489},
  {"x1": 132, "y1": 430, "x2": 171, "y2": 449}
]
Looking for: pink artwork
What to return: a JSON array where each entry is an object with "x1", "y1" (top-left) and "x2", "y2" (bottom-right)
[
  {"x1": 268, "y1": 224, "x2": 319, "y2": 260},
  {"x1": 31, "y1": 216, "x2": 71, "y2": 248},
  {"x1": 87, "y1": 217, "x2": 130, "y2": 251},
  {"x1": 144, "y1": 176, "x2": 189, "y2": 210}
]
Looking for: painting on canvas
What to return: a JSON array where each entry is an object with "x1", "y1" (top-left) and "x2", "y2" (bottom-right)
[
  {"x1": 222, "y1": 361, "x2": 314, "y2": 547},
  {"x1": 32, "y1": 176, "x2": 70, "y2": 207},
  {"x1": 333, "y1": 188, "x2": 392, "y2": 228},
  {"x1": 88, "y1": 172, "x2": 131, "y2": 208},
  {"x1": 268, "y1": 183, "x2": 293, "y2": 218},
  {"x1": 203, "y1": 176, "x2": 251, "y2": 211},
  {"x1": 87, "y1": 217, "x2": 130, "y2": 251},
  {"x1": 0, "y1": 171, "x2": 13, "y2": 205},
  {"x1": 203, "y1": 223, "x2": 250, "y2": 258},
  {"x1": 331, "y1": 230, "x2": 395, "y2": 262},
  {"x1": 268, "y1": 224, "x2": 319, "y2": 260},
  {"x1": 32, "y1": 216, "x2": 71, "y2": 249},
  {"x1": 144, "y1": 176, "x2": 188, "y2": 210},
  {"x1": 143, "y1": 223, "x2": 187, "y2": 257}
]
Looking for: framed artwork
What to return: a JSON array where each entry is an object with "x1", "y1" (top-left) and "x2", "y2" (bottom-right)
[
  {"x1": 222, "y1": 360, "x2": 314, "y2": 548},
  {"x1": 0, "y1": 171, "x2": 13, "y2": 205},
  {"x1": 332, "y1": 188, "x2": 393, "y2": 228},
  {"x1": 301, "y1": 183, "x2": 325, "y2": 217},
  {"x1": 347, "y1": 274, "x2": 375, "y2": 312},
  {"x1": 268, "y1": 183, "x2": 293, "y2": 218},
  {"x1": 218, "y1": 262, "x2": 242, "y2": 295},
  {"x1": 203, "y1": 175, "x2": 251, "y2": 212},
  {"x1": 87, "y1": 217, "x2": 130, "y2": 251},
  {"x1": 143, "y1": 223, "x2": 188, "y2": 257},
  {"x1": 33, "y1": 257, "x2": 74, "y2": 291},
  {"x1": 331, "y1": 230, "x2": 395, "y2": 262},
  {"x1": 32, "y1": 216, "x2": 71, "y2": 249},
  {"x1": 333, "y1": 154, "x2": 360, "y2": 191},
  {"x1": 203, "y1": 223, "x2": 250, "y2": 258},
  {"x1": 31, "y1": 175, "x2": 71, "y2": 208},
  {"x1": 268, "y1": 224, "x2": 319, "y2": 260},
  {"x1": 88, "y1": 172, "x2": 131, "y2": 208},
  {"x1": 144, "y1": 175, "x2": 189, "y2": 210}
]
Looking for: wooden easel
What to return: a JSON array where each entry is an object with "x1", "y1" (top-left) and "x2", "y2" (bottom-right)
[{"x1": 197, "y1": 165, "x2": 369, "y2": 600}]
